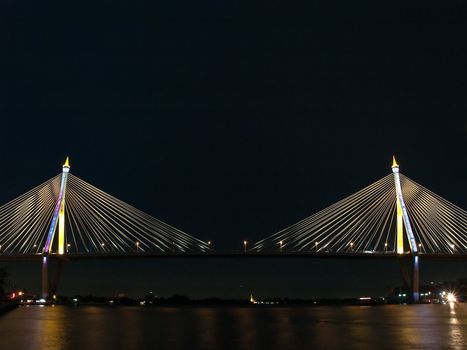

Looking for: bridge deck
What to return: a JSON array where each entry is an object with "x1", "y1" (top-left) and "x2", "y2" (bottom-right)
[{"x1": 1, "y1": 252, "x2": 466, "y2": 261}]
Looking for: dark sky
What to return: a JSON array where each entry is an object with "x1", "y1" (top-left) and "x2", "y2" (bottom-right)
[{"x1": 0, "y1": 1, "x2": 466, "y2": 298}]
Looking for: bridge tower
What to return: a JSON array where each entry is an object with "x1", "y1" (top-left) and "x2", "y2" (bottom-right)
[
  {"x1": 391, "y1": 156, "x2": 419, "y2": 302},
  {"x1": 42, "y1": 157, "x2": 70, "y2": 299}
]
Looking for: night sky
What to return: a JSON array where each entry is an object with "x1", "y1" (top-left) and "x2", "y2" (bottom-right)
[{"x1": 0, "y1": 1, "x2": 466, "y2": 298}]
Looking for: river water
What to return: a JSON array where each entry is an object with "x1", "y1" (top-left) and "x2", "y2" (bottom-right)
[{"x1": 0, "y1": 304, "x2": 465, "y2": 349}]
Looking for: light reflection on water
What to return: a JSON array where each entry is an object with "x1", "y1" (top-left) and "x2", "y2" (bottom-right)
[{"x1": 0, "y1": 304, "x2": 466, "y2": 350}]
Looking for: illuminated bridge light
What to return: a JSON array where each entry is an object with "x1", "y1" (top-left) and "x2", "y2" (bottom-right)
[{"x1": 446, "y1": 292, "x2": 457, "y2": 303}]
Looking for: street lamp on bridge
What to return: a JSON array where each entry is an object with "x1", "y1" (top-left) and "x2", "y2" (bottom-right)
[{"x1": 243, "y1": 240, "x2": 248, "y2": 253}]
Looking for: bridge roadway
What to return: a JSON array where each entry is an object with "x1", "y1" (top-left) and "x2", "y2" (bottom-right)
[{"x1": 1, "y1": 252, "x2": 466, "y2": 262}]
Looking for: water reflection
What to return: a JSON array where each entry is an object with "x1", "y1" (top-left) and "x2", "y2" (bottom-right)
[
  {"x1": 0, "y1": 304, "x2": 465, "y2": 350},
  {"x1": 449, "y1": 303, "x2": 465, "y2": 349}
]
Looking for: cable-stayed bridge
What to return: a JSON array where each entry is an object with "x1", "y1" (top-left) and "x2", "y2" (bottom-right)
[
  {"x1": 253, "y1": 158, "x2": 467, "y2": 256},
  {"x1": 0, "y1": 164, "x2": 210, "y2": 256},
  {"x1": 0, "y1": 157, "x2": 466, "y2": 302}
]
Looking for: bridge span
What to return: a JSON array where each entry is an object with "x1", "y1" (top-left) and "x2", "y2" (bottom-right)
[{"x1": 0, "y1": 156, "x2": 465, "y2": 302}]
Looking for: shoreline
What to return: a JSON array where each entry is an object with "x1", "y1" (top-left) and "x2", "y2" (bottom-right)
[
  {"x1": 0, "y1": 303, "x2": 17, "y2": 316},
  {"x1": 17, "y1": 301, "x2": 463, "y2": 309}
]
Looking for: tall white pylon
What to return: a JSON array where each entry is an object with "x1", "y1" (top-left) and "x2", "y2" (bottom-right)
[
  {"x1": 391, "y1": 156, "x2": 419, "y2": 302},
  {"x1": 391, "y1": 156, "x2": 418, "y2": 254},
  {"x1": 44, "y1": 157, "x2": 70, "y2": 254},
  {"x1": 42, "y1": 157, "x2": 70, "y2": 299}
]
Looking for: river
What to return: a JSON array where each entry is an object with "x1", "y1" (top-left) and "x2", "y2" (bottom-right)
[{"x1": 0, "y1": 304, "x2": 465, "y2": 349}]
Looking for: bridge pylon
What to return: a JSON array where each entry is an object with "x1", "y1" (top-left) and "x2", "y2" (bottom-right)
[
  {"x1": 392, "y1": 156, "x2": 419, "y2": 303},
  {"x1": 41, "y1": 157, "x2": 70, "y2": 299}
]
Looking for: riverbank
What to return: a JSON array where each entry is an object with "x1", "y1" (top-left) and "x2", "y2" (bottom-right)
[{"x1": 0, "y1": 303, "x2": 17, "y2": 316}]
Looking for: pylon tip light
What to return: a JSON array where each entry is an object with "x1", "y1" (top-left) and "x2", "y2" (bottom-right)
[
  {"x1": 63, "y1": 157, "x2": 70, "y2": 172},
  {"x1": 392, "y1": 155, "x2": 399, "y2": 168}
]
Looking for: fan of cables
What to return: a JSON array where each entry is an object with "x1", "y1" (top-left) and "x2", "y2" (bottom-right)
[
  {"x1": 253, "y1": 174, "x2": 467, "y2": 254},
  {"x1": 0, "y1": 174, "x2": 210, "y2": 255},
  {"x1": 0, "y1": 175, "x2": 60, "y2": 254}
]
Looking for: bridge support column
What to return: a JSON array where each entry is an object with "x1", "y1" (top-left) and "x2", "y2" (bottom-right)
[
  {"x1": 41, "y1": 256, "x2": 49, "y2": 299},
  {"x1": 41, "y1": 256, "x2": 64, "y2": 300},
  {"x1": 50, "y1": 259, "x2": 64, "y2": 297},
  {"x1": 397, "y1": 254, "x2": 420, "y2": 303},
  {"x1": 397, "y1": 256, "x2": 411, "y2": 291},
  {"x1": 412, "y1": 255, "x2": 419, "y2": 303}
]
